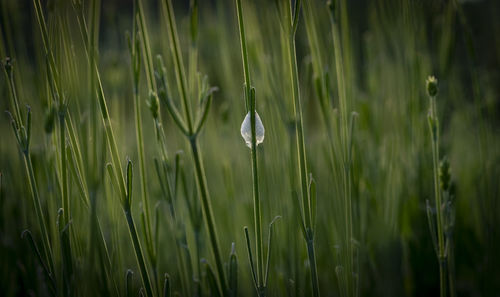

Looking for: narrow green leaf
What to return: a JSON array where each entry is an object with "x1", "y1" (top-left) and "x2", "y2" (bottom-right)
[
  {"x1": 127, "y1": 159, "x2": 133, "y2": 206},
  {"x1": 22, "y1": 230, "x2": 56, "y2": 295},
  {"x1": 228, "y1": 242, "x2": 238, "y2": 297},
  {"x1": 163, "y1": 273, "x2": 170, "y2": 297},
  {"x1": 106, "y1": 163, "x2": 121, "y2": 204},
  {"x1": 126, "y1": 269, "x2": 134, "y2": 297},
  {"x1": 308, "y1": 174, "x2": 317, "y2": 232},
  {"x1": 264, "y1": 216, "x2": 281, "y2": 287},
  {"x1": 426, "y1": 199, "x2": 439, "y2": 257},
  {"x1": 243, "y1": 226, "x2": 258, "y2": 290},
  {"x1": 204, "y1": 261, "x2": 221, "y2": 297}
]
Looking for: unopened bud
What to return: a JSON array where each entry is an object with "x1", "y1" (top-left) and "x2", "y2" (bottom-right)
[
  {"x1": 426, "y1": 75, "x2": 438, "y2": 97},
  {"x1": 3, "y1": 57, "x2": 12, "y2": 75},
  {"x1": 147, "y1": 91, "x2": 160, "y2": 119}
]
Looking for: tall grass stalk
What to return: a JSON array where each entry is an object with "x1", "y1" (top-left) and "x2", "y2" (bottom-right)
[
  {"x1": 3, "y1": 58, "x2": 56, "y2": 284},
  {"x1": 235, "y1": 0, "x2": 267, "y2": 295},
  {"x1": 326, "y1": 2, "x2": 358, "y2": 295},
  {"x1": 55, "y1": 0, "x2": 156, "y2": 295},
  {"x1": 426, "y1": 76, "x2": 446, "y2": 297},
  {"x1": 160, "y1": 0, "x2": 227, "y2": 294},
  {"x1": 278, "y1": 0, "x2": 320, "y2": 296},
  {"x1": 128, "y1": 2, "x2": 158, "y2": 290}
]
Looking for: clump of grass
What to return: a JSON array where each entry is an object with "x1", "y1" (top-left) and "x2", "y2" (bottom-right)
[
  {"x1": 56, "y1": 0, "x2": 156, "y2": 294},
  {"x1": 3, "y1": 56, "x2": 56, "y2": 293}
]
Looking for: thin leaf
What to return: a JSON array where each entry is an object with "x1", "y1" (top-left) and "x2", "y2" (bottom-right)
[
  {"x1": 163, "y1": 273, "x2": 170, "y2": 297},
  {"x1": 228, "y1": 242, "x2": 238, "y2": 297},
  {"x1": 126, "y1": 269, "x2": 134, "y2": 297},
  {"x1": 308, "y1": 174, "x2": 317, "y2": 233},
  {"x1": 126, "y1": 159, "x2": 133, "y2": 207},
  {"x1": 244, "y1": 226, "x2": 258, "y2": 290},
  {"x1": 264, "y1": 216, "x2": 281, "y2": 286}
]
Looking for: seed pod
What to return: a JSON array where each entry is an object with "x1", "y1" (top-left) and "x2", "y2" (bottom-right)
[
  {"x1": 426, "y1": 76, "x2": 438, "y2": 97},
  {"x1": 240, "y1": 111, "x2": 265, "y2": 148}
]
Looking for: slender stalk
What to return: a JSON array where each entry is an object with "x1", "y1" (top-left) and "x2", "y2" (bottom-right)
[
  {"x1": 3, "y1": 59, "x2": 56, "y2": 278},
  {"x1": 163, "y1": 0, "x2": 194, "y2": 134},
  {"x1": 70, "y1": 2, "x2": 155, "y2": 295},
  {"x1": 162, "y1": 0, "x2": 227, "y2": 294},
  {"x1": 133, "y1": 77, "x2": 156, "y2": 263},
  {"x1": 307, "y1": 239, "x2": 320, "y2": 297},
  {"x1": 24, "y1": 152, "x2": 56, "y2": 275},
  {"x1": 59, "y1": 110, "x2": 70, "y2": 225},
  {"x1": 235, "y1": 0, "x2": 264, "y2": 292},
  {"x1": 129, "y1": 14, "x2": 156, "y2": 279},
  {"x1": 429, "y1": 95, "x2": 446, "y2": 297},
  {"x1": 125, "y1": 208, "x2": 154, "y2": 297},
  {"x1": 189, "y1": 138, "x2": 227, "y2": 295},
  {"x1": 282, "y1": 0, "x2": 320, "y2": 296},
  {"x1": 328, "y1": 4, "x2": 355, "y2": 295},
  {"x1": 134, "y1": 1, "x2": 157, "y2": 259}
]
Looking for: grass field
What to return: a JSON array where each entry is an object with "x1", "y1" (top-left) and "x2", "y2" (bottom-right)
[{"x1": 0, "y1": 0, "x2": 499, "y2": 296}]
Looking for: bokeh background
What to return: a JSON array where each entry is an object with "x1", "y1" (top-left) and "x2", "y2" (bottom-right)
[{"x1": 0, "y1": 0, "x2": 499, "y2": 296}]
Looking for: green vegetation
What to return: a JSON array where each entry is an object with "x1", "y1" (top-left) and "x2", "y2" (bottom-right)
[{"x1": 0, "y1": 0, "x2": 499, "y2": 296}]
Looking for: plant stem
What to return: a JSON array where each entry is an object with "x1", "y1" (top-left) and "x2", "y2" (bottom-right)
[
  {"x1": 125, "y1": 208, "x2": 154, "y2": 297},
  {"x1": 162, "y1": 0, "x2": 227, "y2": 294},
  {"x1": 189, "y1": 137, "x2": 227, "y2": 295},
  {"x1": 24, "y1": 152, "x2": 56, "y2": 275},
  {"x1": 284, "y1": 1, "x2": 320, "y2": 296},
  {"x1": 59, "y1": 111, "x2": 70, "y2": 225},
  {"x1": 307, "y1": 239, "x2": 320, "y2": 297},
  {"x1": 329, "y1": 8, "x2": 354, "y2": 296},
  {"x1": 429, "y1": 96, "x2": 446, "y2": 297},
  {"x1": 163, "y1": 0, "x2": 194, "y2": 134},
  {"x1": 133, "y1": 75, "x2": 155, "y2": 265},
  {"x1": 235, "y1": 0, "x2": 264, "y2": 291}
]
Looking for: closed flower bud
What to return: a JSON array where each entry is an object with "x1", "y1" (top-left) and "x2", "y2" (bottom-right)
[
  {"x1": 3, "y1": 57, "x2": 12, "y2": 75},
  {"x1": 240, "y1": 111, "x2": 265, "y2": 148},
  {"x1": 426, "y1": 75, "x2": 438, "y2": 97},
  {"x1": 147, "y1": 91, "x2": 160, "y2": 119}
]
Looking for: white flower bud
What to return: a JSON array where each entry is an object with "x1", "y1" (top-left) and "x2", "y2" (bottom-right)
[{"x1": 240, "y1": 111, "x2": 265, "y2": 148}]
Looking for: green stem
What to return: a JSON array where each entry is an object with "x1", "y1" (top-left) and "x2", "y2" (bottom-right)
[
  {"x1": 189, "y1": 137, "x2": 227, "y2": 295},
  {"x1": 162, "y1": 0, "x2": 226, "y2": 293},
  {"x1": 329, "y1": 9, "x2": 354, "y2": 296},
  {"x1": 288, "y1": 36, "x2": 311, "y2": 229},
  {"x1": 136, "y1": 0, "x2": 157, "y2": 91},
  {"x1": 133, "y1": 84, "x2": 155, "y2": 266},
  {"x1": 307, "y1": 239, "x2": 320, "y2": 297},
  {"x1": 235, "y1": 0, "x2": 264, "y2": 290},
  {"x1": 284, "y1": 1, "x2": 320, "y2": 296},
  {"x1": 430, "y1": 96, "x2": 446, "y2": 297},
  {"x1": 125, "y1": 209, "x2": 154, "y2": 297},
  {"x1": 24, "y1": 153, "x2": 56, "y2": 275},
  {"x1": 59, "y1": 112, "x2": 70, "y2": 225},
  {"x1": 164, "y1": 0, "x2": 194, "y2": 134}
]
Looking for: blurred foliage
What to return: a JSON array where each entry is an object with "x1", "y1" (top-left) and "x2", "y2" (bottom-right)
[{"x1": 0, "y1": 0, "x2": 499, "y2": 296}]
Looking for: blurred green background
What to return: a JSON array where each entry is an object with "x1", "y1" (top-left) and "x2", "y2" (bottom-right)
[{"x1": 0, "y1": 0, "x2": 499, "y2": 296}]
